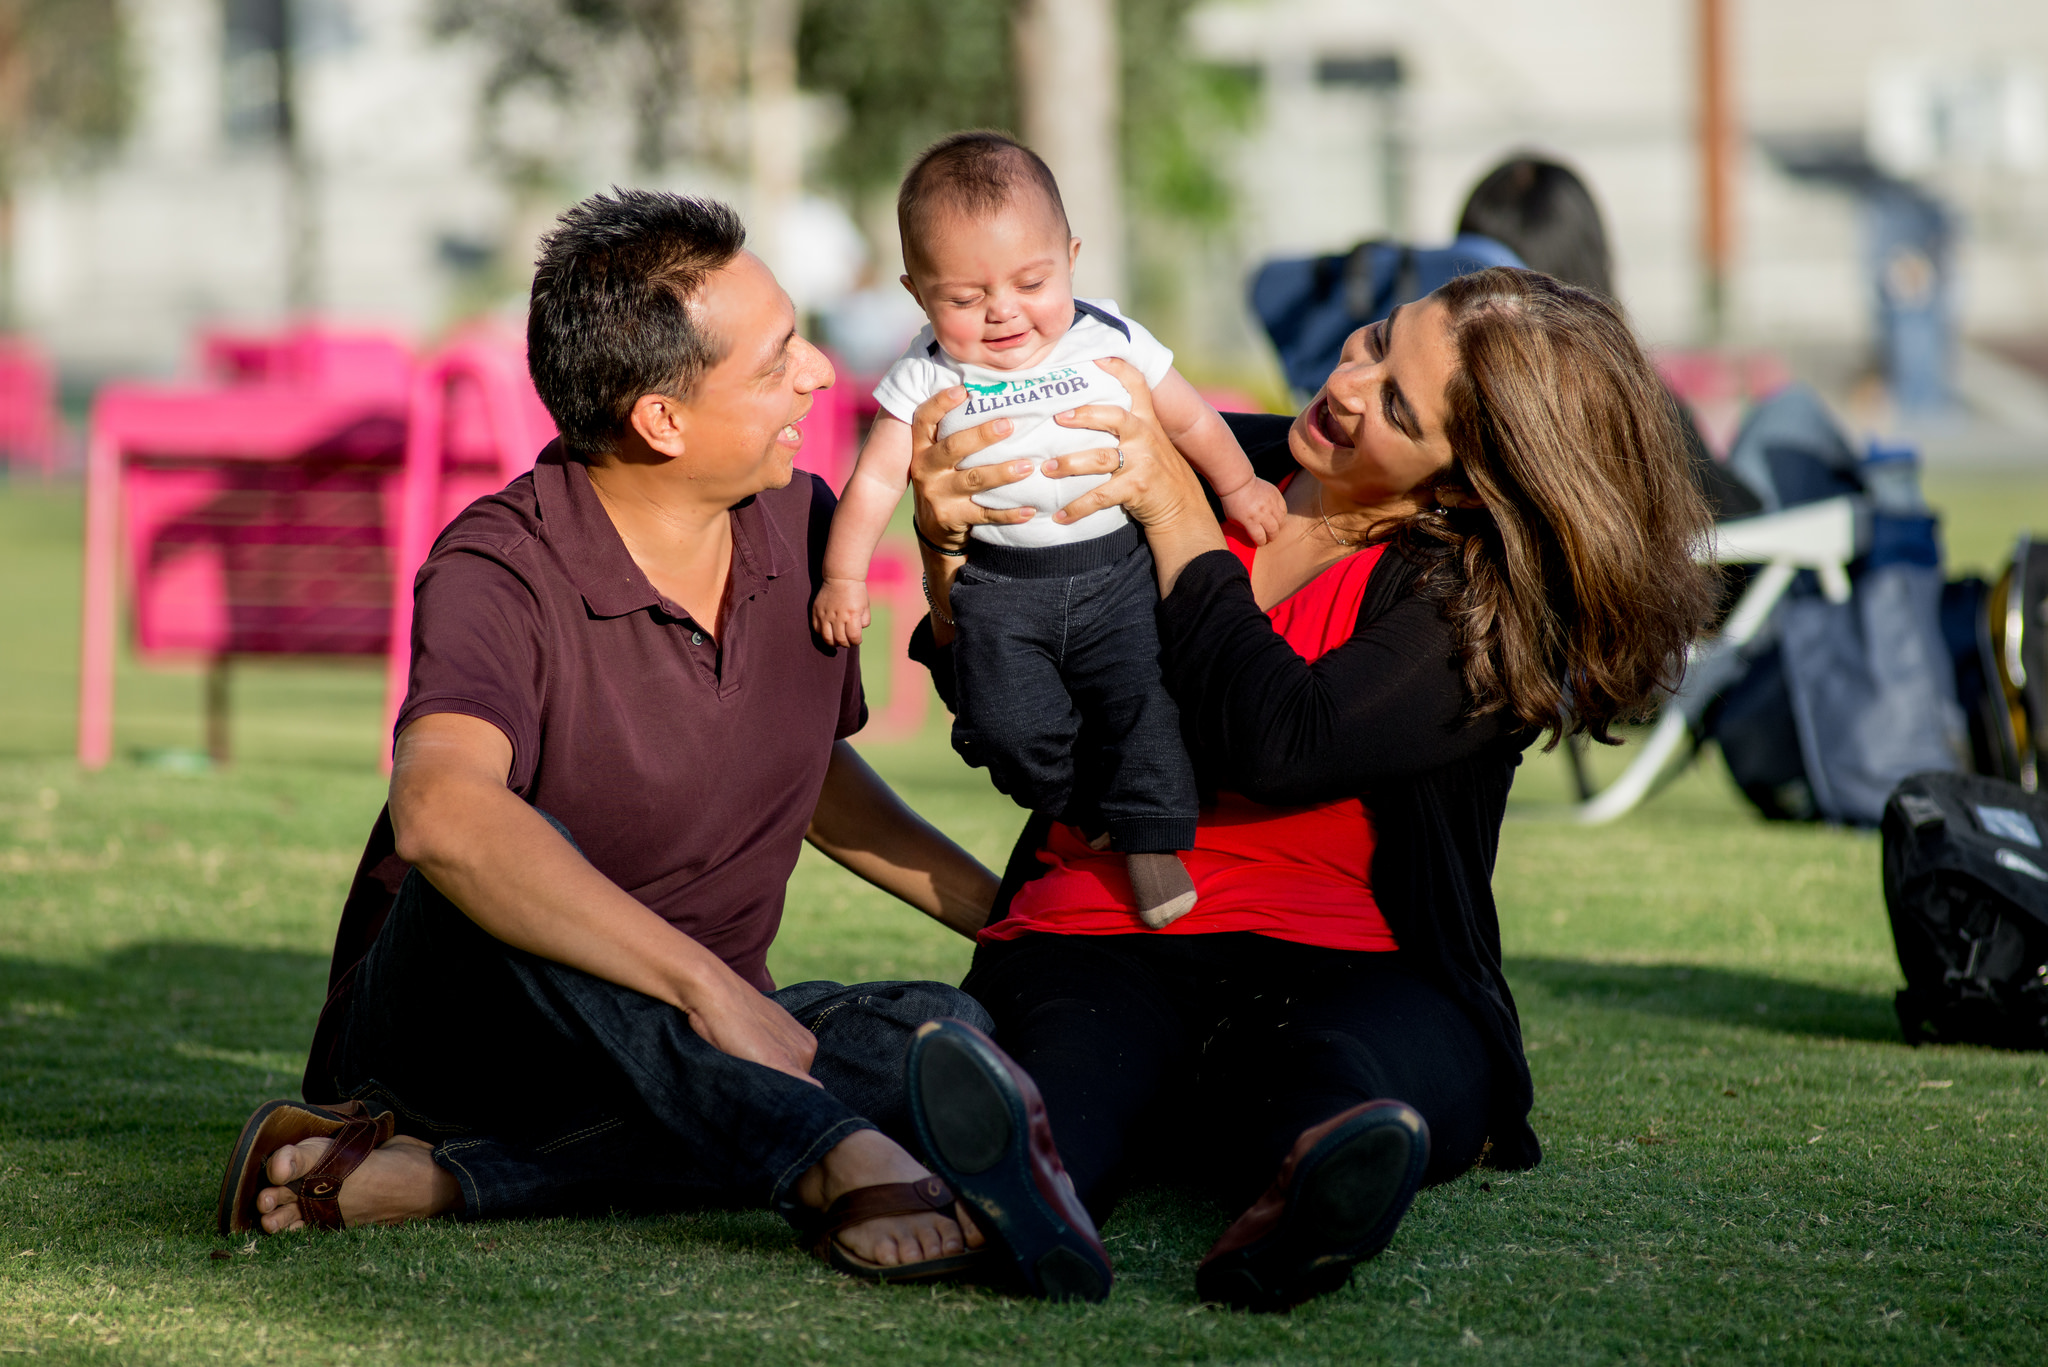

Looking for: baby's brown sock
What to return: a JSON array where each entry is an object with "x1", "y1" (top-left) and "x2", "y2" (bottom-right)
[{"x1": 1128, "y1": 852, "x2": 1197, "y2": 929}]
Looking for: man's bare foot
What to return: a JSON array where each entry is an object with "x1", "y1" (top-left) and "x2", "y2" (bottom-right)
[
  {"x1": 255, "y1": 1134, "x2": 462, "y2": 1233},
  {"x1": 796, "y1": 1129, "x2": 985, "y2": 1267}
]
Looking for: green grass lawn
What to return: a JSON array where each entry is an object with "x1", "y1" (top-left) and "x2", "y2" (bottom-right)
[{"x1": 5, "y1": 474, "x2": 2048, "y2": 1364}]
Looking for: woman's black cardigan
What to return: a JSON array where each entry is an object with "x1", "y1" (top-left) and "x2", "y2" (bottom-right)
[{"x1": 909, "y1": 412, "x2": 1542, "y2": 1171}]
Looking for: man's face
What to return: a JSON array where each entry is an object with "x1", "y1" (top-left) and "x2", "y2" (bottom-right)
[{"x1": 674, "y1": 251, "x2": 835, "y2": 500}]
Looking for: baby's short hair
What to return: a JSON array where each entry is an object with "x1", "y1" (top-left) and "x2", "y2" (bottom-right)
[{"x1": 897, "y1": 131, "x2": 1069, "y2": 269}]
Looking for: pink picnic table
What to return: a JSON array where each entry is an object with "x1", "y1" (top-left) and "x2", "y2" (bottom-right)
[
  {"x1": 78, "y1": 329, "x2": 929, "y2": 770},
  {"x1": 0, "y1": 336, "x2": 59, "y2": 480}
]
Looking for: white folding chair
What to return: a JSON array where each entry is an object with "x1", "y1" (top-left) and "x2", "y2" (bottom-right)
[{"x1": 1573, "y1": 496, "x2": 1866, "y2": 824}]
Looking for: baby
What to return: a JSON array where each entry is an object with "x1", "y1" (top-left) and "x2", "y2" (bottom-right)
[{"x1": 813, "y1": 131, "x2": 1285, "y2": 928}]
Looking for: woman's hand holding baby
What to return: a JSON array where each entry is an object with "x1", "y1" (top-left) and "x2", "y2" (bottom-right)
[
  {"x1": 1043, "y1": 357, "x2": 1230, "y2": 597},
  {"x1": 907, "y1": 386, "x2": 1036, "y2": 549}
]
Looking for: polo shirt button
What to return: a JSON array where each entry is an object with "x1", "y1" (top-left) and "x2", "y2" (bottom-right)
[{"x1": 691, "y1": 631, "x2": 704, "y2": 645}]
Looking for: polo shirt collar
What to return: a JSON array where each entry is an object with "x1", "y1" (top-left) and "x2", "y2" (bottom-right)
[{"x1": 530, "y1": 441, "x2": 794, "y2": 621}]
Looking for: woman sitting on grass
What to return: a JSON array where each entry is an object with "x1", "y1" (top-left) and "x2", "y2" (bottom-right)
[{"x1": 902, "y1": 268, "x2": 1715, "y2": 1311}]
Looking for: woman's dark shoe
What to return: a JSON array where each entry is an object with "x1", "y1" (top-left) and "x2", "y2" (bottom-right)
[
  {"x1": 906, "y1": 1018, "x2": 1113, "y2": 1302},
  {"x1": 1196, "y1": 1099, "x2": 1430, "y2": 1312}
]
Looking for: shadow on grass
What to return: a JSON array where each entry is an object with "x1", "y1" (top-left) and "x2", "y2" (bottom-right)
[
  {"x1": 0, "y1": 941, "x2": 329, "y2": 1139},
  {"x1": 1508, "y1": 955, "x2": 1903, "y2": 1044}
]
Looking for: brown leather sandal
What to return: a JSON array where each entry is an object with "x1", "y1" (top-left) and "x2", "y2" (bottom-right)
[
  {"x1": 216, "y1": 1099, "x2": 397, "y2": 1236},
  {"x1": 800, "y1": 1175, "x2": 990, "y2": 1283}
]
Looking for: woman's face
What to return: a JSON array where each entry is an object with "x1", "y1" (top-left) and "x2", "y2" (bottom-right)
[{"x1": 1289, "y1": 295, "x2": 1462, "y2": 515}]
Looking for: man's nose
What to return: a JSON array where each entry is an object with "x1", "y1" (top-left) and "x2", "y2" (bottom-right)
[{"x1": 791, "y1": 336, "x2": 836, "y2": 393}]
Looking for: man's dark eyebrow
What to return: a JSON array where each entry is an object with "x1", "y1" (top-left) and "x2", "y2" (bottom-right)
[{"x1": 1381, "y1": 304, "x2": 1421, "y2": 439}]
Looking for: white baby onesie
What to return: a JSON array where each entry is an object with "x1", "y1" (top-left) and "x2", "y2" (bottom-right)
[{"x1": 872, "y1": 299, "x2": 1174, "y2": 549}]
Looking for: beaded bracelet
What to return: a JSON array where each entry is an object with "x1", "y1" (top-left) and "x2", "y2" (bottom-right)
[{"x1": 921, "y1": 571, "x2": 956, "y2": 627}]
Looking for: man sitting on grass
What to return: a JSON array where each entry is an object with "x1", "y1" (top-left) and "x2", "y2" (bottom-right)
[{"x1": 214, "y1": 190, "x2": 1009, "y2": 1283}]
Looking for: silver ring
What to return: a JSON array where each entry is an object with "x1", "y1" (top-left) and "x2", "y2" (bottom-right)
[{"x1": 1114, "y1": 447, "x2": 1125, "y2": 473}]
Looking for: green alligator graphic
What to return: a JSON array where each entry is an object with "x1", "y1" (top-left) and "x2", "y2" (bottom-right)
[{"x1": 964, "y1": 380, "x2": 1008, "y2": 396}]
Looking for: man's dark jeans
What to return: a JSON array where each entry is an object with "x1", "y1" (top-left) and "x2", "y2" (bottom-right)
[
  {"x1": 949, "y1": 523, "x2": 1199, "y2": 854},
  {"x1": 320, "y1": 819, "x2": 991, "y2": 1227}
]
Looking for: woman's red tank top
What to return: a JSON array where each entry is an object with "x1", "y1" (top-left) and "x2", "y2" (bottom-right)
[{"x1": 981, "y1": 506, "x2": 1397, "y2": 952}]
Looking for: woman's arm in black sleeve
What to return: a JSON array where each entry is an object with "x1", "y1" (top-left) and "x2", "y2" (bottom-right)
[{"x1": 1158, "y1": 548, "x2": 1512, "y2": 805}]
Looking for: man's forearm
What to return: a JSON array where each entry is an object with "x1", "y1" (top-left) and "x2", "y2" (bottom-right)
[
  {"x1": 389, "y1": 719, "x2": 744, "y2": 1015},
  {"x1": 806, "y1": 740, "x2": 997, "y2": 939}
]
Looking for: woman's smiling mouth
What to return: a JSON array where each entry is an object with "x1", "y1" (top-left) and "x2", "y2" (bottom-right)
[{"x1": 1310, "y1": 396, "x2": 1355, "y2": 448}]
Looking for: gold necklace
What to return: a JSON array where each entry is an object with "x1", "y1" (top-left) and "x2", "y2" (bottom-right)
[{"x1": 1315, "y1": 484, "x2": 1363, "y2": 547}]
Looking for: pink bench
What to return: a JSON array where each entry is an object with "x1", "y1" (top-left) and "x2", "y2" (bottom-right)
[
  {"x1": 379, "y1": 326, "x2": 557, "y2": 754},
  {"x1": 80, "y1": 329, "x2": 928, "y2": 769},
  {"x1": 0, "y1": 336, "x2": 59, "y2": 480},
  {"x1": 79, "y1": 327, "x2": 416, "y2": 767}
]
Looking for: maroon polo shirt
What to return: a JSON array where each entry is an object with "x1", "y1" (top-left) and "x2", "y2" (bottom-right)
[{"x1": 304, "y1": 444, "x2": 863, "y2": 1097}]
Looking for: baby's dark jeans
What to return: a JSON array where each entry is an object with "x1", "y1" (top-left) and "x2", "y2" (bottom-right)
[{"x1": 947, "y1": 522, "x2": 1200, "y2": 854}]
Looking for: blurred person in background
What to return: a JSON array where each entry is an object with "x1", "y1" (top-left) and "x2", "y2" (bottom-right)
[
  {"x1": 1455, "y1": 155, "x2": 1614, "y2": 299},
  {"x1": 1458, "y1": 153, "x2": 1758, "y2": 519}
]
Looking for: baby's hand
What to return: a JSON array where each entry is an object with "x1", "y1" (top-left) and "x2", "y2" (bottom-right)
[
  {"x1": 812, "y1": 578, "x2": 871, "y2": 648},
  {"x1": 1221, "y1": 477, "x2": 1287, "y2": 547}
]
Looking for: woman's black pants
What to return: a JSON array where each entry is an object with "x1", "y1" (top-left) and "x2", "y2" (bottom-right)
[{"x1": 962, "y1": 931, "x2": 1495, "y2": 1223}]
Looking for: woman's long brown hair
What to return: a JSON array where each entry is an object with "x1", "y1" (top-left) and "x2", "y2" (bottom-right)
[{"x1": 1392, "y1": 268, "x2": 1717, "y2": 745}]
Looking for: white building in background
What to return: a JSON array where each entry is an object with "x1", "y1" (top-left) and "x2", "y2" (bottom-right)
[
  {"x1": 21, "y1": 0, "x2": 512, "y2": 381},
  {"x1": 1189, "y1": 0, "x2": 2048, "y2": 359},
  {"x1": 16, "y1": 0, "x2": 829, "y2": 385},
  {"x1": 14, "y1": 0, "x2": 2048, "y2": 403}
]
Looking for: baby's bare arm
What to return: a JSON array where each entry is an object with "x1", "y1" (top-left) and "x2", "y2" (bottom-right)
[
  {"x1": 822, "y1": 416, "x2": 916, "y2": 583},
  {"x1": 1147, "y1": 368, "x2": 1254, "y2": 499}
]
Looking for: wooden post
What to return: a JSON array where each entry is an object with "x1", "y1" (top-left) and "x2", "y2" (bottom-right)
[
  {"x1": 1014, "y1": 0, "x2": 1125, "y2": 302},
  {"x1": 277, "y1": 0, "x2": 317, "y2": 314},
  {"x1": 747, "y1": 0, "x2": 801, "y2": 278},
  {"x1": 76, "y1": 429, "x2": 118, "y2": 768},
  {"x1": 205, "y1": 657, "x2": 231, "y2": 768},
  {"x1": 1699, "y1": 0, "x2": 1735, "y2": 341}
]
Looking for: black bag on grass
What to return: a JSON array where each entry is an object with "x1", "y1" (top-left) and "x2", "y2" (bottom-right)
[{"x1": 1884, "y1": 771, "x2": 2048, "y2": 1049}]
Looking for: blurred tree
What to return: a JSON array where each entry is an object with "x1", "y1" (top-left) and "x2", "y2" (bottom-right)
[
  {"x1": 1117, "y1": 0, "x2": 1259, "y2": 338},
  {"x1": 799, "y1": 0, "x2": 1244, "y2": 224},
  {"x1": 0, "y1": 0, "x2": 132, "y2": 325},
  {"x1": 432, "y1": 2, "x2": 1252, "y2": 325},
  {"x1": 432, "y1": 0, "x2": 700, "y2": 177},
  {"x1": 797, "y1": 0, "x2": 1018, "y2": 201},
  {"x1": 1118, "y1": 0, "x2": 1253, "y2": 234},
  {"x1": 799, "y1": 0, "x2": 1250, "y2": 322}
]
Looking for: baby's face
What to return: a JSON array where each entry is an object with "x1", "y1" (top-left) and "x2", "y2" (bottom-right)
[{"x1": 902, "y1": 195, "x2": 1080, "y2": 372}]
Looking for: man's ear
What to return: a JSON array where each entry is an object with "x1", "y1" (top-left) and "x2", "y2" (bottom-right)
[{"x1": 626, "y1": 392, "x2": 689, "y2": 459}]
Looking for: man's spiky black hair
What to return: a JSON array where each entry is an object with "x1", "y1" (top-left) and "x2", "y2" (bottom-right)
[{"x1": 527, "y1": 189, "x2": 747, "y2": 459}]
